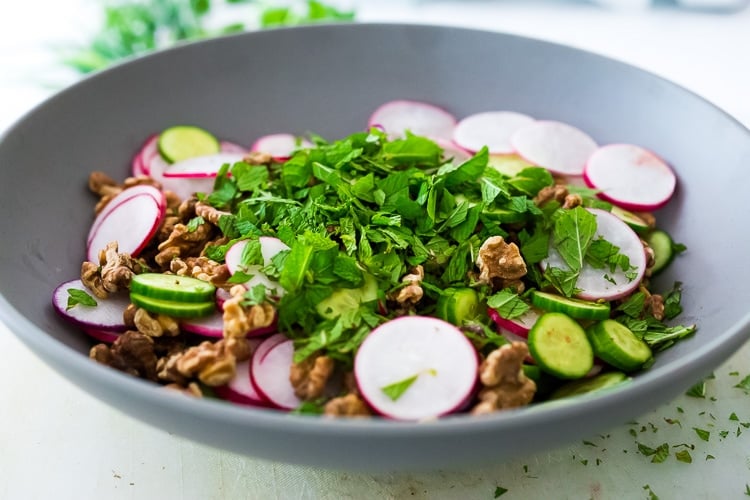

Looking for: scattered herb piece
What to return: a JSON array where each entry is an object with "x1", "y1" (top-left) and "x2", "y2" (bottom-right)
[
  {"x1": 643, "y1": 484, "x2": 660, "y2": 500},
  {"x1": 744, "y1": 484, "x2": 750, "y2": 496},
  {"x1": 186, "y1": 216, "x2": 205, "y2": 232},
  {"x1": 685, "y1": 380, "x2": 706, "y2": 398},
  {"x1": 66, "y1": 288, "x2": 97, "y2": 310},
  {"x1": 693, "y1": 428, "x2": 710, "y2": 442},
  {"x1": 706, "y1": 454, "x2": 715, "y2": 461},
  {"x1": 380, "y1": 369, "x2": 436, "y2": 402},
  {"x1": 637, "y1": 442, "x2": 669, "y2": 463},
  {"x1": 494, "y1": 486, "x2": 508, "y2": 498},
  {"x1": 734, "y1": 375, "x2": 750, "y2": 393},
  {"x1": 486, "y1": 290, "x2": 530, "y2": 319},
  {"x1": 675, "y1": 450, "x2": 692, "y2": 463}
]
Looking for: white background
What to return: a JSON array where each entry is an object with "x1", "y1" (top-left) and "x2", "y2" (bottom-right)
[{"x1": 2, "y1": 1, "x2": 750, "y2": 498}]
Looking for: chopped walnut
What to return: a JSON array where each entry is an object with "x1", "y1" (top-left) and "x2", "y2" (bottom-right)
[
  {"x1": 170, "y1": 256, "x2": 230, "y2": 287},
  {"x1": 164, "y1": 382, "x2": 203, "y2": 398},
  {"x1": 177, "y1": 197, "x2": 198, "y2": 220},
  {"x1": 133, "y1": 307, "x2": 180, "y2": 337},
  {"x1": 123, "y1": 303, "x2": 138, "y2": 328},
  {"x1": 80, "y1": 242, "x2": 144, "y2": 297},
  {"x1": 243, "y1": 151, "x2": 273, "y2": 165},
  {"x1": 89, "y1": 331, "x2": 158, "y2": 381},
  {"x1": 471, "y1": 342, "x2": 536, "y2": 415},
  {"x1": 391, "y1": 265, "x2": 425, "y2": 305},
  {"x1": 641, "y1": 239, "x2": 656, "y2": 278},
  {"x1": 324, "y1": 393, "x2": 372, "y2": 417},
  {"x1": 290, "y1": 353, "x2": 335, "y2": 400},
  {"x1": 644, "y1": 292, "x2": 665, "y2": 321},
  {"x1": 159, "y1": 337, "x2": 252, "y2": 387},
  {"x1": 476, "y1": 236, "x2": 527, "y2": 287},
  {"x1": 562, "y1": 193, "x2": 583, "y2": 209},
  {"x1": 222, "y1": 285, "x2": 276, "y2": 338},
  {"x1": 89, "y1": 172, "x2": 162, "y2": 213},
  {"x1": 195, "y1": 201, "x2": 231, "y2": 226},
  {"x1": 164, "y1": 191, "x2": 182, "y2": 214},
  {"x1": 155, "y1": 221, "x2": 214, "y2": 268},
  {"x1": 534, "y1": 184, "x2": 568, "y2": 206}
]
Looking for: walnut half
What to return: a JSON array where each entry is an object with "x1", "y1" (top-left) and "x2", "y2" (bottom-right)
[
  {"x1": 475, "y1": 236, "x2": 527, "y2": 289},
  {"x1": 471, "y1": 341, "x2": 536, "y2": 415}
]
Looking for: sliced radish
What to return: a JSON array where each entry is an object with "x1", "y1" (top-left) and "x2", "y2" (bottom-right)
[
  {"x1": 132, "y1": 134, "x2": 158, "y2": 176},
  {"x1": 86, "y1": 193, "x2": 165, "y2": 262},
  {"x1": 542, "y1": 208, "x2": 647, "y2": 301},
  {"x1": 53, "y1": 279, "x2": 130, "y2": 332},
  {"x1": 215, "y1": 288, "x2": 232, "y2": 311},
  {"x1": 488, "y1": 306, "x2": 541, "y2": 338},
  {"x1": 453, "y1": 111, "x2": 534, "y2": 154},
  {"x1": 225, "y1": 237, "x2": 289, "y2": 297},
  {"x1": 146, "y1": 151, "x2": 216, "y2": 200},
  {"x1": 251, "y1": 338, "x2": 301, "y2": 410},
  {"x1": 368, "y1": 100, "x2": 457, "y2": 141},
  {"x1": 583, "y1": 144, "x2": 677, "y2": 211},
  {"x1": 162, "y1": 153, "x2": 246, "y2": 179},
  {"x1": 511, "y1": 120, "x2": 598, "y2": 176},
  {"x1": 433, "y1": 138, "x2": 472, "y2": 164},
  {"x1": 214, "y1": 338, "x2": 270, "y2": 406},
  {"x1": 250, "y1": 134, "x2": 312, "y2": 161},
  {"x1": 136, "y1": 135, "x2": 160, "y2": 176},
  {"x1": 354, "y1": 316, "x2": 478, "y2": 421},
  {"x1": 180, "y1": 309, "x2": 224, "y2": 338},
  {"x1": 220, "y1": 141, "x2": 248, "y2": 154},
  {"x1": 81, "y1": 326, "x2": 122, "y2": 344},
  {"x1": 87, "y1": 184, "x2": 165, "y2": 249}
]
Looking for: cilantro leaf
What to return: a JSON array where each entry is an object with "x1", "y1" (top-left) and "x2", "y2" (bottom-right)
[
  {"x1": 66, "y1": 289, "x2": 97, "y2": 310},
  {"x1": 487, "y1": 290, "x2": 530, "y2": 319}
]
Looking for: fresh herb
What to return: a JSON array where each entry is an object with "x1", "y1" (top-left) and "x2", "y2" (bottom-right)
[
  {"x1": 693, "y1": 428, "x2": 710, "y2": 442},
  {"x1": 674, "y1": 450, "x2": 692, "y2": 463},
  {"x1": 734, "y1": 375, "x2": 750, "y2": 393},
  {"x1": 643, "y1": 484, "x2": 660, "y2": 500},
  {"x1": 66, "y1": 289, "x2": 97, "y2": 310},
  {"x1": 617, "y1": 315, "x2": 696, "y2": 352},
  {"x1": 486, "y1": 290, "x2": 530, "y2": 319},
  {"x1": 260, "y1": 0, "x2": 355, "y2": 28},
  {"x1": 685, "y1": 380, "x2": 706, "y2": 398},
  {"x1": 744, "y1": 484, "x2": 750, "y2": 497},
  {"x1": 662, "y1": 281, "x2": 684, "y2": 320},
  {"x1": 186, "y1": 216, "x2": 205, "y2": 232},
  {"x1": 494, "y1": 486, "x2": 509, "y2": 498},
  {"x1": 637, "y1": 442, "x2": 669, "y2": 463},
  {"x1": 290, "y1": 399, "x2": 326, "y2": 415},
  {"x1": 380, "y1": 369, "x2": 437, "y2": 401}
]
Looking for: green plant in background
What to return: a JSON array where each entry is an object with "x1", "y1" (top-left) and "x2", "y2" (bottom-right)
[{"x1": 64, "y1": 0, "x2": 355, "y2": 74}]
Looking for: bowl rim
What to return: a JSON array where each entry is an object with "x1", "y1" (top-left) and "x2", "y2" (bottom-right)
[{"x1": 1, "y1": 22, "x2": 750, "y2": 436}]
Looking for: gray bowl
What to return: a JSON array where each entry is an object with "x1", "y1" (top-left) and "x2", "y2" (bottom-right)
[{"x1": 1, "y1": 24, "x2": 749, "y2": 472}]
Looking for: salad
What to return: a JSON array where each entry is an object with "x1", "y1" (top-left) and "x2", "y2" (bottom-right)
[{"x1": 52, "y1": 100, "x2": 696, "y2": 421}]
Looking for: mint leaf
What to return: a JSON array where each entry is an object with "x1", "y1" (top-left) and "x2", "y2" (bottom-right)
[
  {"x1": 586, "y1": 237, "x2": 632, "y2": 273},
  {"x1": 487, "y1": 290, "x2": 530, "y2": 319},
  {"x1": 381, "y1": 374, "x2": 419, "y2": 401},
  {"x1": 186, "y1": 216, "x2": 205, "y2": 232},
  {"x1": 381, "y1": 135, "x2": 441, "y2": 167},
  {"x1": 279, "y1": 241, "x2": 315, "y2": 293},
  {"x1": 662, "y1": 282, "x2": 684, "y2": 320},
  {"x1": 617, "y1": 292, "x2": 645, "y2": 318},
  {"x1": 674, "y1": 449, "x2": 692, "y2": 464},
  {"x1": 232, "y1": 162, "x2": 269, "y2": 192},
  {"x1": 544, "y1": 266, "x2": 580, "y2": 297},
  {"x1": 333, "y1": 254, "x2": 364, "y2": 286},
  {"x1": 66, "y1": 289, "x2": 97, "y2": 310},
  {"x1": 553, "y1": 206, "x2": 597, "y2": 272},
  {"x1": 734, "y1": 375, "x2": 750, "y2": 392},
  {"x1": 507, "y1": 167, "x2": 554, "y2": 197},
  {"x1": 685, "y1": 380, "x2": 706, "y2": 398},
  {"x1": 693, "y1": 427, "x2": 710, "y2": 442},
  {"x1": 519, "y1": 229, "x2": 549, "y2": 265},
  {"x1": 494, "y1": 486, "x2": 509, "y2": 498},
  {"x1": 444, "y1": 146, "x2": 488, "y2": 187}
]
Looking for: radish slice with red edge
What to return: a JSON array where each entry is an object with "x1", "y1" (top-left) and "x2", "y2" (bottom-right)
[
  {"x1": 53, "y1": 279, "x2": 130, "y2": 332},
  {"x1": 433, "y1": 138, "x2": 472, "y2": 164},
  {"x1": 488, "y1": 306, "x2": 540, "y2": 338},
  {"x1": 453, "y1": 111, "x2": 534, "y2": 154},
  {"x1": 147, "y1": 152, "x2": 216, "y2": 200},
  {"x1": 583, "y1": 144, "x2": 676, "y2": 211},
  {"x1": 136, "y1": 135, "x2": 159, "y2": 176},
  {"x1": 132, "y1": 134, "x2": 157, "y2": 176},
  {"x1": 214, "y1": 339, "x2": 270, "y2": 406},
  {"x1": 225, "y1": 237, "x2": 289, "y2": 296},
  {"x1": 87, "y1": 185, "x2": 164, "y2": 249},
  {"x1": 81, "y1": 326, "x2": 122, "y2": 344},
  {"x1": 368, "y1": 100, "x2": 457, "y2": 141},
  {"x1": 250, "y1": 134, "x2": 312, "y2": 161},
  {"x1": 162, "y1": 153, "x2": 246, "y2": 179},
  {"x1": 215, "y1": 288, "x2": 232, "y2": 311},
  {"x1": 86, "y1": 192, "x2": 166, "y2": 262},
  {"x1": 220, "y1": 141, "x2": 248, "y2": 154},
  {"x1": 181, "y1": 307, "x2": 278, "y2": 338},
  {"x1": 251, "y1": 338, "x2": 301, "y2": 410},
  {"x1": 542, "y1": 208, "x2": 647, "y2": 301},
  {"x1": 511, "y1": 120, "x2": 598, "y2": 176},
  {"x1": 354, "y1": 316, "x2": 478, "y2": 421}
]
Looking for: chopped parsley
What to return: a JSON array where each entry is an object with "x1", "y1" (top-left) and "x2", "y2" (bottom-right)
[
  {"x1": 734, "y1": 375, "x2": 750, "y2": 393},
  {"x1": 693, "y1": 428, "x2": 711, "y2": 442},
  {"x1": 66, "y1": 289, "x2": 97, "y2": 310},
  {"x1": 380, "y1": 369, "x2": 437, "y2": 402},
  {"x1": 494, "y1": 486, "x2": 509, "y2": 498}
]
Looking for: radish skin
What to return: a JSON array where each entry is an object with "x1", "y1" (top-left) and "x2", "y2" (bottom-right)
[
  {"x1": 355, "y1": 316, "x2": 478, "y2": 421},
  {"x1": 583, "y1": 144, "x2": 676, "y2": 211},
  {"x1": 453, "y1": 111, "x2": 534, "y2": 154},
  {"x1": 220, "y1": 141, "x2": 248, "y2": 154},
  {"x1": 87, "y1": 184, "x2": 164, "y2": 249},
  {"x1": 250, "y1": 339, "x2": 301, "y2": 410},
  {"x1": 368, "y1": 100, "x2": 457, "y2": 141},
  {"x1": 488, "y1": 307, "x2": 540, "y2": 338},
  {"x1": 511, "y1": 120, "x2": 598, "y2": 176},
  {"x1": 81, "y1": 326, "x2": 122, "y2": 344},
  {"x1": 214, "y1": 339, "x2": 269, "y2": 406}
]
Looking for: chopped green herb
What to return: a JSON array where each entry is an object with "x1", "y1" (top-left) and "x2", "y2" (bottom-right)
[
  {"x1": 719, "y1": 430, "x2": 729, "y2": 439},
  {"x1": 734, "y1": 375, "x2": 750, "y2": 392},
  {"x1": 186, "y1": 216, "x2": 205, "y2": 232},
  {"x1": 643, "y1": 484, "x2": 660, "y2": 500},
  {"x1": 494, "y1": 486, "x2": 509, "y2": 498},
  {"x1": 675, "y1": 450, "x2": 692, "y2": 464},
  {"x1": 66, "y1": 288, "x2": 97, "y2": 310},
  {"x1": 744, "y1": 484, "x2": 750, "y2": 496},
  {"x1": 486, "y1": 290, "x2": 530, "y2": 319},
  {"x1": 706, "y1": 454, "x2": 715, "y2": 461},
  {"x1": 380, "y1": 369, "x2": 436, "y2": 402},
  {"x1": 662, "y1": 281, "x2": 684, "y2": 320},
  {"x1": 693, "y1": 428, "x2": 711, "y2": 442},
  {"x1": 637, "y1": 442, "x2": 669, "y2": 463},
  {"x1": 685, "y1": 381, "x2": 706, "y2": 398},
  {"x1": 582, "y1": 440, "x2": 598, "y2": 447}
]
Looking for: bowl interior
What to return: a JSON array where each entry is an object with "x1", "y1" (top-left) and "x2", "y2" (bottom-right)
[{"x1": 1, "y1": 24, "x2": 749, "y2": 470}]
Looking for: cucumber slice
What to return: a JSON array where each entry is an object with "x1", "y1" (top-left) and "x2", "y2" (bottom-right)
[
  {"x1": 158, "y1": 126, "x2": 220, "y2": 163},
  {"x1": 130, "y1": 273, "x2": 216, "y2": 303},
  {"x1": 130, "y1": 293, "x2": 215, "y2": 318},
  {"x1": 530, "y1": 290, "x2": 610, "y2": 320},
  {"x1": 527, "y1": 312, "x2": 594, "y2": 379},
  {"x1": 436, "y1": 288, "x2": 480, "y2": 325},
  {"x1": 610, "y1": 206, "x2": 650, "y2": 234},
  {"x1": 316, "y1": 274, "x2": 378, "y2": 319},
  {"x1": 550, "y1": 371, "x2": 629, "y2": 399},
  {"x1": 645, "y1": 229, "x2": 677, "y2": 275},
  {"x1": 487, "y1": 153, "x2": 534, "y2": 177},
  {"x1": 586, "y1": 319, "x2": 652, "y2": 372}
]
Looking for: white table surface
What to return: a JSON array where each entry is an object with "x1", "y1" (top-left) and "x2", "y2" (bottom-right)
[{"x1": 2, "y1": 2, "x2": 750, "y2": 499}]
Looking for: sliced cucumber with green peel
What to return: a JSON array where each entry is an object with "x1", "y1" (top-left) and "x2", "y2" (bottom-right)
[
  {"x1": 316, "y1": 274, "x2": 378, "y2": 319},
  {"x1": 436, "y1": 287, "x2": 480, "y2": 325},
  {"x1": 550, "y1": 371, "x2": 629, "y2": 399},
  {"x1": 610, "y1": 206, "x2": 650, "y2": 234},
  {"x1": 158, "y1": 125, "x2": 220, "y2": 163},
  {"x1": 130, "y1": 273, "x2": 216, "y2": 303},
  {"x1": 487, "y1": 153, "x2": 534, "y2": 177},
  {"x1": 645, "y1": 229, "x2": 678, "y2": 275},
  {"x1": 530, "y1": 290, "x2": 610, "y2": 320},
  {"x1": 130, "y1": 293, "x2": 215, "y2": 318},
  {"x1": 527, "y1": 312, "x2": 594, "y2": 379},
  {"x1": 586, "y1": 319, "x2": 652, "y2": 372}
]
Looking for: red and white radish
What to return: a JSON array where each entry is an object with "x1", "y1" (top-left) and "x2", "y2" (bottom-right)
[
  {"x1": 86, "y1": 193, "x2": 165, "y2": 262},
  {"x1": 434, "y1": 138, "x2": 472, "y2": 164},
  {"x1": 251, "y1": 337, "x2": 301, "y2": 410},
  {"x1": 542, "y1": 208, "x2": 647, "y2": 301},
  {"x1": 225, "y1": 237, "x2": 289, "y2": 297},
  {"x1": 132, "y1": 134, "x2": 157, "y2": 176},
  {"x1": 250, "y1": 134, "x2": 312, "y2": 161},
  {"x1": 81, "y1": 326, "x2": 122, "y2": 344},
  {"x1": 583, "y1": 144, "x2": 676, "y2": 211},
  {"x1": 368, "y1": 100, "x2": 457, "y2": 141},
  {"x1": 180, "y1": 305, "x2": 277, "y2": 338},
  {"x1": 354, "y1": 316, "x2": 478, "y2": 421},
  {"x1": 453, "y1": 111, "x2": 534, "y2": 154},
  {"x1": 220, "y1": 140, "x2": 248, "y2": 154},
  {"x1": 215, "y1": 287, "x2": 232, "y2": 311},
  {"x1": 511, "y1": 120, "x2": 598, "y2": 176},
  {"x1": 214, "y1": 338, "x2": 270, "y2": 406},
  {"x1": 52, "y1": 279, "x2": 129, "y2": 333},
  {"x1": 146, "y1": 151, "x2": 216, "y2": 200},
  {"x1": 87, "y1": 184, "x2": 165, "y2": 249},
  {"x1": 488, "y1": 306, "x2": 540, "y2": 338},
  {"x1": 162, "y1": 152, "x2": 246, "y2": 179}
]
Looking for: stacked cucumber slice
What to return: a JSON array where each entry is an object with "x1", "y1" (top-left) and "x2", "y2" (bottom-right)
[{"x1": 130, "y1": 273, "x2": 216, "y2": 318}]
